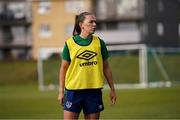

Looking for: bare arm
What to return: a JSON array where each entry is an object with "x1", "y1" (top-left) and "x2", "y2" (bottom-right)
[
  {"x1": 58, "y1": 60, "x2": 70, "y2": 106},
  {"x1": 103, "y1": 60, "x2": 117, "y2": 104}
]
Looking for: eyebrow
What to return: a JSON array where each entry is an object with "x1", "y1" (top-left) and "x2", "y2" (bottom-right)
[{"x1": 89, "y1": 20, "x2": 96, "y2": 23}]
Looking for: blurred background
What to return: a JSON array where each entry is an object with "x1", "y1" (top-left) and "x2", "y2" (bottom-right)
[
  {"x1": 0, "y1": 0, "x2": 180, "y2": 119},
  {"x1": 0, "y1": 0, "x2": 180, "y2": 60}
]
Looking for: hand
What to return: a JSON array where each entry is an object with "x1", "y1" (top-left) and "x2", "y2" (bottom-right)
[
  {"x1": 109, "y1": 89, "x2": 116, "y2": 105},
  {"x1": 58, "y1": 92, "x2": 64, "y2": 106}
]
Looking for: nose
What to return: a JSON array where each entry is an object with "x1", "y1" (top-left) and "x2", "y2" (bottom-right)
[{"x1": 93, "y1": 21, "x2": 96, "y2": 26}]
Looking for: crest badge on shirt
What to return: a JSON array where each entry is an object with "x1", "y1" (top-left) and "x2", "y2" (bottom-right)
[
  {"x1": 99, "y1": 104, "x2": 103, "y2": 110},
  {"x1": 65, "y1": 101, "x2": 72, "y2": 109}
]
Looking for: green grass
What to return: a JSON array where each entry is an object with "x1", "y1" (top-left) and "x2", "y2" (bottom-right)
[
  {"x1": 0, "y1": 56, "x2": 180, "y2": 119},
  {"x1": 0, "y1": 85, "x2": 61, "y2": 119},
  {"x1": 0, "y1": 85, "x2": 180, "y2": 119},
  {"x1": 109, "y1": 55, "x2": 139, "y2": 83},
  {"x1": 43, "y1": 58, "x2": 61, "y2": 85},
  {"x1": 1, "y1": 54, "x2": 179, "y2": 86},
  {"x1": 42, "y1": 55, "x2": 140, "y2": 85},
  {"x1": 0, "y1": 61, "x2": 37, "y2": 85},
  {"x1": 148, "y1": 54, "x2": 180, "y2": 83}
]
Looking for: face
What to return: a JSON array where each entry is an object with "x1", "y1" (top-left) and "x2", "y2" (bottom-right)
[{"x1": 80, "y1": 15, "x2": 97, "y2": 35}]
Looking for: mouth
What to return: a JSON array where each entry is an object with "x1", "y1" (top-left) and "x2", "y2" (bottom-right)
[{"x1": 92, "y1": 27, "x2": 96, "y2": 30}]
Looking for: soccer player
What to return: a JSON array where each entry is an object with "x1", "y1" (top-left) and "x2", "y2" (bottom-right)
[{"x1": 58, "y1": 12, "x2": 116, "y2": 120}]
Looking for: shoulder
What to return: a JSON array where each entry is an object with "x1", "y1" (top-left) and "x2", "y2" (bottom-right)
[
  {"x1": 93, "y1": 35, "x2": 104, "y2": 42},
  {"x1": 92, "y1": 35, "x2": 107, "y2": 47},
  {"x1": 66, "y1": 36, "x2": 74, "y2": 42},
  {"x1": 66, "y1": 36, "x2": 74, "y2": 45},
  {"x1": 93, "y1": 35, "x2": 101, "y2": 40},
  {"x1": 92, "y1": 35, "x2": 104, "y2": 43}
]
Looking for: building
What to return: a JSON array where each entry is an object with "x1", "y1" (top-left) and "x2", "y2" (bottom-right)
[
  {"x1": 93, "y1": 0, "x2": 180, "y2": 48},
  {"x1": 32, "y1": 0, "x2": 146, "y2": 59},
  {"x1": 1, "y1": 0, "x2": 179, "y2": 60},
  {"x1": 0, "y1": 0, "x2": 32, "y2": 60},
  {"x1": 32, "y1": 0, "x2": 92, "y2": 59},
  {"x1": 93, "y1": 0, "x2": 144, "y2": 45},
  {"x1": 143, "y1": 0, "x2": 180, "y2": 47}
]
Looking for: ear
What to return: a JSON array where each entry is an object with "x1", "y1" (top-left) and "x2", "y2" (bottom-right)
[{"x1": 79, "y1": 22, "x2": 83, "y2": 29}]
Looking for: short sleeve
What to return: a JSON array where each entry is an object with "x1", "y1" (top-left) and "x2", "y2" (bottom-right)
[
  {"x1": 61, "y1": 42, "x2": 71, "y2": 62},
  {"x1": 100, "y1": 39, "x2": 109, "y2": 60}
]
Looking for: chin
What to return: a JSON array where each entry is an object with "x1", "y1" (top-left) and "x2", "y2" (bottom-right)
[{"x1": 91, "y1": 31, "x2": 95, "y2": 34}]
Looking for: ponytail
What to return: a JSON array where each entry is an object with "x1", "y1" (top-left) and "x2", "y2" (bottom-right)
[{"x1": 72, "y1": 15, "x2": 81, "y2": 35}]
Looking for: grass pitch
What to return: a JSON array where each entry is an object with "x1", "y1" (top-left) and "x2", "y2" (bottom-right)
[
  {"x1": 0, "y1": 58, "x2": 180, "y2": 119},
  {"x1": 0, "y1": 85, "x2": 180, "y2": 119}
]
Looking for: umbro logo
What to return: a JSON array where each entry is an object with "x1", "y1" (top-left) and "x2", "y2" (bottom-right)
[{"x1": 77, "y1": 50, "x2": 97, "y2": 60}]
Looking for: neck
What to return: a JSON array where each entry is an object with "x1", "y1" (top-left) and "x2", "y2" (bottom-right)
[{"x1": 79, "y1": 33, "x2": 92, "y2": 39}]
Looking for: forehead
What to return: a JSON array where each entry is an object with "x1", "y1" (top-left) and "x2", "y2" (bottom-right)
[{"x1": 84, "y1": 15, "x2": 96, "y2": 20}]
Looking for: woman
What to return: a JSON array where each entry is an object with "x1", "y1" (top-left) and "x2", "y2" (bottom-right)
[{"x1": 58, "y1": 12, "x2": 116, "y2": 120}]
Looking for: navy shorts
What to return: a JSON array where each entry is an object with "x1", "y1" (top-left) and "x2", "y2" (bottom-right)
[{"x1": 64, "y1": 89, "x2": 104, "y2": 114}]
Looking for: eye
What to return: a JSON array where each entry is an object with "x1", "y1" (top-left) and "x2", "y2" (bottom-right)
[{"x1": 90, "y1": 20, "x2": 96, "y2": 24}]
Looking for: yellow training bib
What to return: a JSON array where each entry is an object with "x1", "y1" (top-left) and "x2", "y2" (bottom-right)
[{"x1": 65, "y1": 36, "x2": 104, "y2": 90}]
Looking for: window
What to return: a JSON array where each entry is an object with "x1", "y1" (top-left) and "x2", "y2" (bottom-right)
[
  {"x1": 95, "y1": 0, "x2": 140, "y2": 19},
  {"x1": 0, "y1": 28, "x2": 3, "y2": 40},
  {"x1": 157, "y1": 23, "x2": 164, "y2": 36},
  {"x1": 38, "y1": 1, "x2": 51, "y2": 14},
  {"x1": 8, "y1": 2, "x2": 26, "y2": 19},
  {"x1": 116, "y1": 0, "x2": 139, "y2": 16},
  {"x1": 158, "y1": 0, "x2": 164, "y2": 12},
  {"x1": 0, "y1": 2, "x2": 3, "y2": 13},
  {"x1": 95, "y1": 0, "x2": 108, "y2": 19},
  {"x1": 65, "y1": 0, "x2": 85, "y2": 13},
  {"x1": 11, "y1": 26, "x2": 26, "y2": 41},
  {"x1": 39, "y1": 24, "x2": 52, "y2": 38},
  {"x1": 118, "y1": 23, "x2": 138, "y2": 30},
  {"x1": 65, "y1": 24, "x2": 73, "y2": 36},
  {"x1": 2, "y1": 26, "x2": 13, "y2": 43},
  {"x1": 142, "y1": 23, "x2": 148, "y2": 36},
  {"x1": 97, "y1": 22, "x2": 118, "y2": 30},
  {"x1": 179, "y1": 24, "x2": 180, "y2": 37}
]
